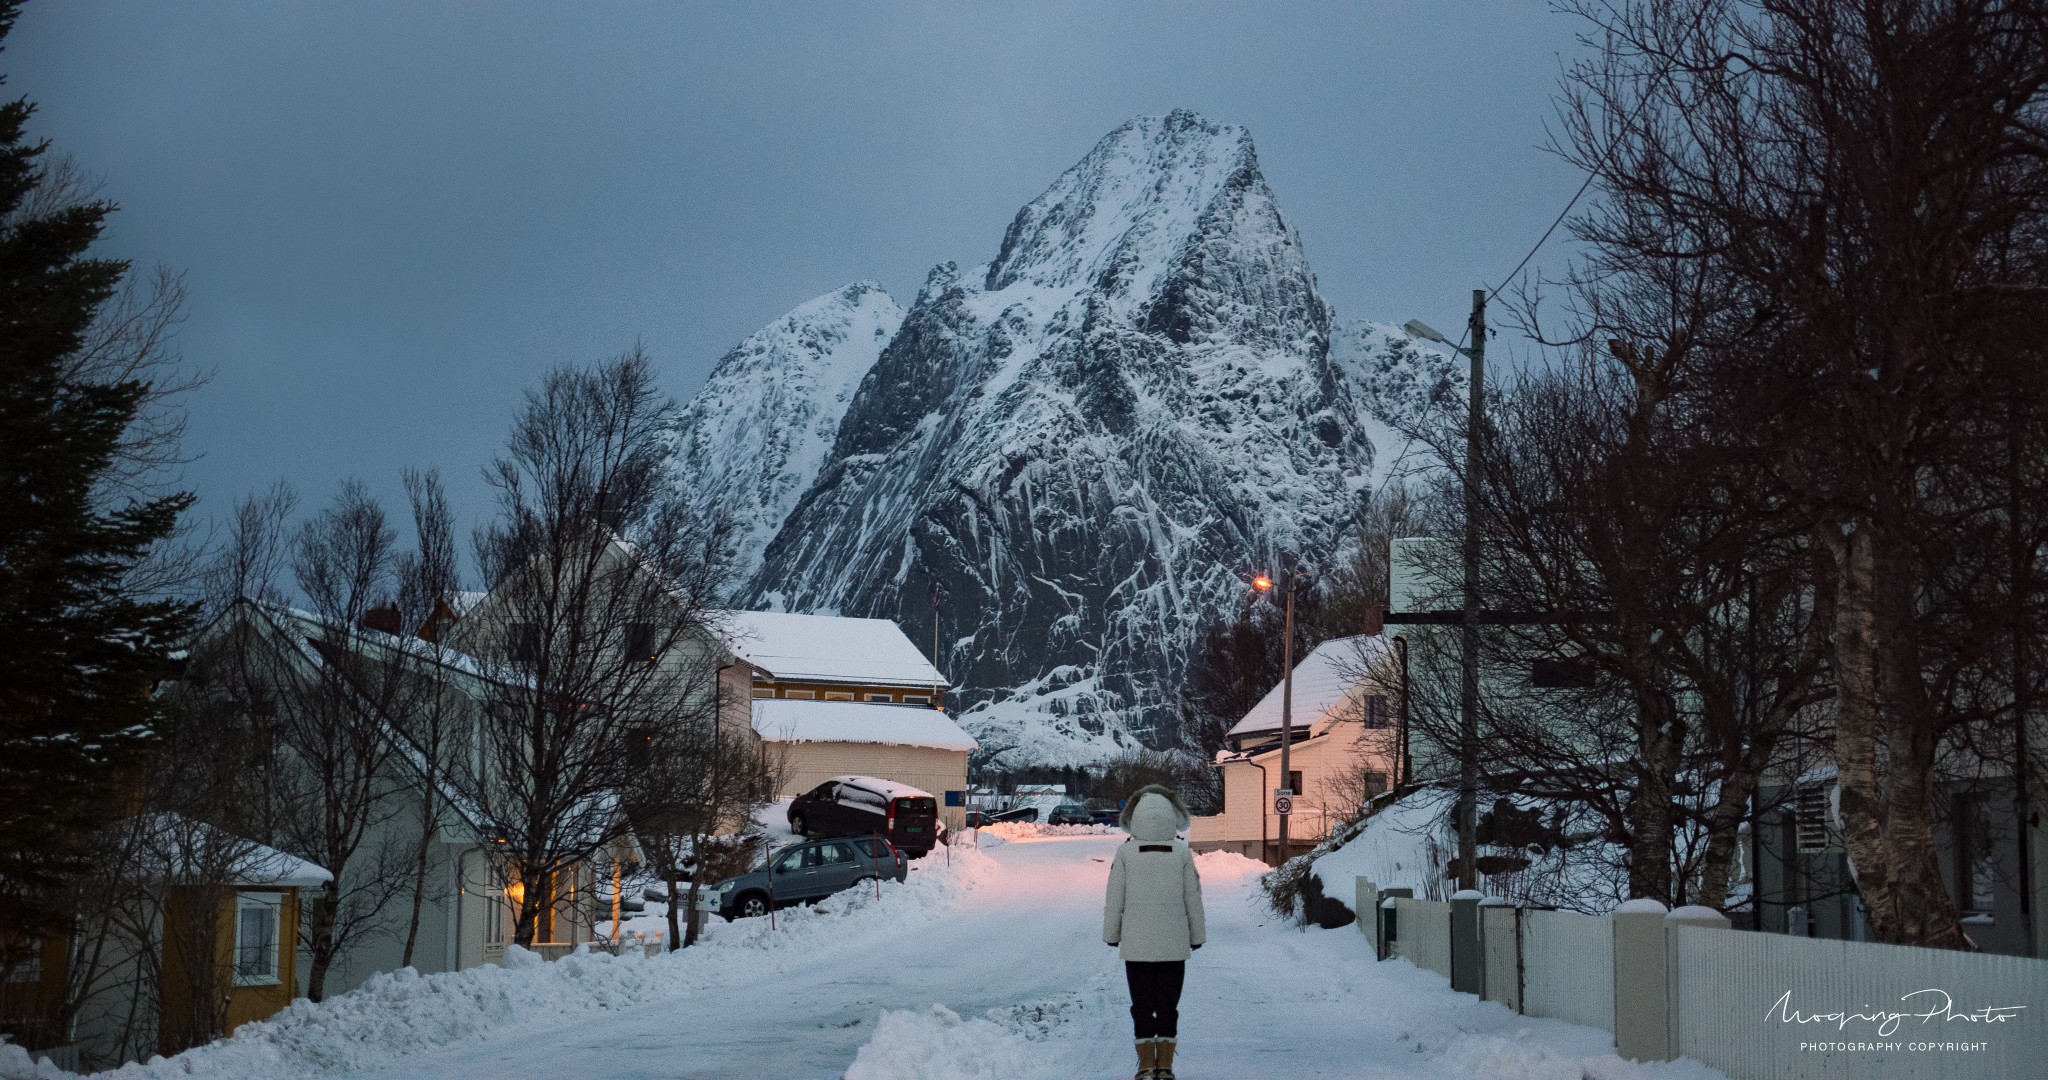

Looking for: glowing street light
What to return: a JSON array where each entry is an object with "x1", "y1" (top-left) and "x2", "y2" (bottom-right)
[{"x1": 1254, "y1": 570, "x2": 1308, "y2": 865}]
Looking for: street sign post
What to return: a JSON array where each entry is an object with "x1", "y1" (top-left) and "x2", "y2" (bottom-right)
[{"x1": 1273, "y1": 789, "x2": 1294, "y2": 816}]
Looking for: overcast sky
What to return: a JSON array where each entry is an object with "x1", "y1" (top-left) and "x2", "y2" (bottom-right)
[{"x1": 11, "y1": 1, "x2": 1588, "y2": 542}]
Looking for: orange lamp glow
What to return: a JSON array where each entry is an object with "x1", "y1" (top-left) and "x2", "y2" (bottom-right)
[
  {"x1": 505, "y1": 881, "x2": 525, "y2": 906},
  {"x1": 1252, "y1": 576, "x2": 1274, "y2": 591}
]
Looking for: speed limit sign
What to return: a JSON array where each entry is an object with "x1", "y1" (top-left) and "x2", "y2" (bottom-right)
[{"x1": 1273, "y1": 789, "x2": 1294, "y2": 816}]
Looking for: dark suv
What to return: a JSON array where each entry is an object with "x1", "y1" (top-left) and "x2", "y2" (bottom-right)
[
  {"x1": 1047, "y1": 802, "x2": 1093, "y2": 826},
  {"x1": 699, "y1": 836, "x2": 906, "y2": 920},
  {"x1": 787, "y1": 776, "x2": 942, "y2": 856}
]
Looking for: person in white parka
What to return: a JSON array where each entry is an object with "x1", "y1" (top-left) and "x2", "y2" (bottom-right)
[{"x1": 1102, "y1": 785, "x2": 1205, "y2": 1080}]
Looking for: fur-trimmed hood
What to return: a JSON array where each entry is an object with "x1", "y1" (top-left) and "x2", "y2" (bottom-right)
[{"x1": 1119, "y1": 784, "x2": 1190, "y2": 840}]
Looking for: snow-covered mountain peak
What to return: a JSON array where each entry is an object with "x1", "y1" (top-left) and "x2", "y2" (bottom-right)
[
  {"x1": 666, "y1": 282, "x2": 905, "y2": 590},
  {"x1": 984, "y1": 110, "x2": 1258, "y2": 300}
]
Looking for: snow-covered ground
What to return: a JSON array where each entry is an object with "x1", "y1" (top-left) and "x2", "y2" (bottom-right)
[{"x1": 23, "y1": 830, "x2": 1727, "y2": 1080}]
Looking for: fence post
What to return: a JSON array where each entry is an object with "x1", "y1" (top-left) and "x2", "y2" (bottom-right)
[
  {"x1": 1662, "y1": 904, "x2": 1731, "y2": 1063},
  {"x1": 1450, "y1": 889, "x2": 1484, "y2": 993},
  {"x1": 1611, "y1": 898, "x2": 1670, "y2": 1061},
  {"x1": 1375, "y1": 887, "x2": 1412, "y2": 961}
]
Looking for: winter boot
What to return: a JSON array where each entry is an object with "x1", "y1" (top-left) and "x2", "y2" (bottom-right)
[
  {"x1": 1154, "y1": 1038, "x2": 1176, "y2": 1079},
  {"x1": 1133, "y1": 1038, "x2": 1158, "y2": 1079}
]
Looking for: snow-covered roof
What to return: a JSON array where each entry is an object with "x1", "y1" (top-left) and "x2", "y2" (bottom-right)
[
  {"x1": 1227, "y1": 635, "x2": 1392, "y2": 739},
  {"x1": 714, "y1": 609, "x2": 947, "y2": 688},
  {"x1": 827, "y1": 775, "x2": 936, "y2": 801},
  {"x1": 752, "y1": 698, "x2": 977, "y2": 752},
  {"x1": 128, "y1": 814, "x2": 333, "y2": 889}
]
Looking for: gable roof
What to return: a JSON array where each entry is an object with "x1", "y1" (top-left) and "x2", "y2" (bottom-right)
[
  {"x1": 751, "y1": 698, "x2": 977, "y2": 752},
  {"x1": 1226, "y1": 634, "x2": 1392, "y2": 739},
  {"x1": 714, "y1": 609, "x2": 947, "y2": 688}
]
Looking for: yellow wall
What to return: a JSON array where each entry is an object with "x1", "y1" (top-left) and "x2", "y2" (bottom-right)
[
  {"x1": 1190, "y1": 720, "x2": 1399, "y2": 851},
  {"x1": 159, "y1": 886, "x2": 300, "y2": 1053}
]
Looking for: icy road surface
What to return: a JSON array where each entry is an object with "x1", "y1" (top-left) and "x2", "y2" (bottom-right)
[{"x1": 67, "y1": 829, "x2": 1723, "y2": 1080}]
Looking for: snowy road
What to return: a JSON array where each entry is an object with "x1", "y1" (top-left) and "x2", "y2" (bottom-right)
[
  {"x1": 81, "y1": 829, "x2": 1720, "y2": 1080},
  {"x1": 335, "y1": 831, "x2": 1709, "y2": 1080}
]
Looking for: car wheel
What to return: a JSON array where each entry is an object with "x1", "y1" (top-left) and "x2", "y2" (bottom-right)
[
  {"x1": 736, "y1": 893, "x2": 770, "y2": 919},
  {"x1": 789, "y1": 813, "x2": 807, "y2": 836}
]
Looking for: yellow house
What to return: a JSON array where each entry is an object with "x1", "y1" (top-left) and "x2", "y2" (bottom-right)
[{"x1": 1188, "y1": 635, "x2": 1402, "y2": 863}]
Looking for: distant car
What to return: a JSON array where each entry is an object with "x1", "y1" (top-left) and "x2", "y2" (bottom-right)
[
  {"x1": 1048, "y1": 802, "x2": 1093, "y2": 826},
  {"x1": 700, "y1": 836, "x2": 907, "y2": 920},
  {"x1": 988, "y1": 806, "x2": 1038, "y2": 824},
  {"x1": 1089, "y1": 807, "x2": 1120, "y2": 826},
  {"x1": 787, "y1": 776, "x2": 942, "y2": 856}
]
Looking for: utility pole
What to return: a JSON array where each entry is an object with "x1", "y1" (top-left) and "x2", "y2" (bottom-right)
[
  {"x1": 1278, "y1": 575, "x2": 1296, "y2": 865},
  {"x1": 931, "y1": 582, "x2": 942, "y2": 707},
  {"x1": 1457, "y1": 288, "x2": 1485, "y2": 892}
]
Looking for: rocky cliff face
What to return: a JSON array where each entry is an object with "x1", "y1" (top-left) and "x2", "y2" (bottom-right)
[
  {"x1": 736, "y1": 111, "x2": 1417, "y2": 766},
  {"x1": 665, "y1": 282, "x2": 904, "y2": 587}
]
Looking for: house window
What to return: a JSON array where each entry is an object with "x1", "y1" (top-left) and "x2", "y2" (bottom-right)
[
  {"x1": 823, "y1": 691, "x2": 855, "y2": 701},
  {"x1": 1364, "y1": 695, "x2": 1389, "y2": 729},
  {"x1": 752, "y1": 686, "x2": 775, "y2": 699},
  {"x1": 234, "y1": 893, "x2": 282, "y2": 986},
  {"x1": 783, "y1": 690, "x2": 814, "y2": 700},
  {"x1": 1285, "y1": 771, "x2": 1303, "y2": 796},
  {"x1": 3, "y1": 941, "x2": 38, "y2": 983},
  {"x1": 1795, "y1": 787, "x2": 1838, "y2": 853},
  {"x1": 865, "y1": 693, "x2": 893, "y2": 703},
  {"x1": 902, "y1": 695, "x2": 930, "y2": 706},
  {"x1": 623, "y1": 623, "x2": 658, "y2": 663},
  {"x1": 1361, "y1": 771, "x2": 1388, "y2": 797},
  {"x1": 1531, "y1": 658, "x2": 1597, "y2": 689}
]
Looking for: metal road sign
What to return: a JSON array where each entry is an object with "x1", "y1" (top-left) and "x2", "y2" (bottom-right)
[{"x1": 1273, "y1": 790, "x2": 1294, "y2": 816}]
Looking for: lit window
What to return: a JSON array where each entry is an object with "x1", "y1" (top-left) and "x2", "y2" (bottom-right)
[
  {"x1": 783, "y1": 690, "x2": 814, "y2": 700},
  {"x1": 751, "y1": 687, "x2": 774, "y2": 699},
  {"x1": 823, "y1": 691, "x2": 854, "y2": 701},
  {"x1": 234, "y1": 893, "x2": 282, "y2": 985}
]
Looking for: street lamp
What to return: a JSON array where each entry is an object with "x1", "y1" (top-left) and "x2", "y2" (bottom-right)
[
  {"x1": 1405, "y1": 291, "x2": 1486, "y2": 893},
  {"x1": 1253, "y1": 569, "x2": 1308, "y2": 865}
]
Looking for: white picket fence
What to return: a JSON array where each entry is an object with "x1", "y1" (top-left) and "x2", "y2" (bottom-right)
[
  {"x1": 1389, "y1": 898, "x2": 1452, "y2": 979},
  {"x1": 1357, "y1": 878, "x2": 2048, "y2": 1079},
  {"x1": 1673, "y1": 924, "x2": 2044, "y2": 1079},
  {"x1": 1520, "y1": 908, "x2": 1614, "y2": 1034}
]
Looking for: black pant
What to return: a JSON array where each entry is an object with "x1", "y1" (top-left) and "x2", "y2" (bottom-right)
[{"x1": 1124, "y1": 960, "x2": 1185, "y2": 1040}]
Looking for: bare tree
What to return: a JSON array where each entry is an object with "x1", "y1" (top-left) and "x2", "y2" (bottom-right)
[
  {"x1": 458, "y1": 348, "x2": 734, "y2": 947},
  {"x1": 1550, "y1": 0, "x2": 2048, "y2": 945},
  {"x1": 393, "y1": 469, "x2": 462, "y2": 968}
]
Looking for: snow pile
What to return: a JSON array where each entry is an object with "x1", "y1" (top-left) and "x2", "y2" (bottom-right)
[
  {"x1": 1310, "y1": 786, "x2": 1629, "y2": 912},
  {"x1": 842, "y1": 1005, "x2": 1040, "y2": 1080},
  {"x1": 52, "y1": 844, "x2": 997, "y2": 1080},
  {"x1": 1310, "y1": 785, "x2": 1458, "y2": 901}
]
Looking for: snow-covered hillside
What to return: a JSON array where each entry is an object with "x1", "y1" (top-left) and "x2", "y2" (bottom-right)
[{"x1": 666, "y1": 282, "x2": 905, "y2": 587}]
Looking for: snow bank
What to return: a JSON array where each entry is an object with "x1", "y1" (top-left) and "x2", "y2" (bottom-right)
[
  {"x1": 46, "y1": 845, "x2": 998, "y2": 1080},
  {"x1": 842, "y1": 1005, "x2": 1040, "y2": 1080}
]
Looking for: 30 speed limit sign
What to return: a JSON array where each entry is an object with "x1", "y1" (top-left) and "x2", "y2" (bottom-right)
[{"x1": 1273, "y1": 789, "x2": 1294, "y2": 816}]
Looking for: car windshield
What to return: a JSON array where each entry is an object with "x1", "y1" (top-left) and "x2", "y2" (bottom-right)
[{"x1": 894, "y1": 797, "x2": 936, "y2": 814}]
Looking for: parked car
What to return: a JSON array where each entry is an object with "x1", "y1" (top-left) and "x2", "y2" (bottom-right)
[
  {"x1": 1047, "y1": 802, "x2": 1093, "y2": 826},
  {"x1": 1089, "y1": 807, "x2": 1120, "y2": 826},
  {"x1": 787, "y1": 775, "x2": 942, "y2": 856},
  {"x1": 700, "y1": 836, "x2": 907, "y2": 920},
  {"x1": 989, "y1": 806, "x2": 1038, "y2": 824}
]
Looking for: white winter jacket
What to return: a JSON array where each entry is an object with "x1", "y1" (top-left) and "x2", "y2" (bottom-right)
[{"x1": 1102, "y1": 789, "x2": 1206, "y2": 962}]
